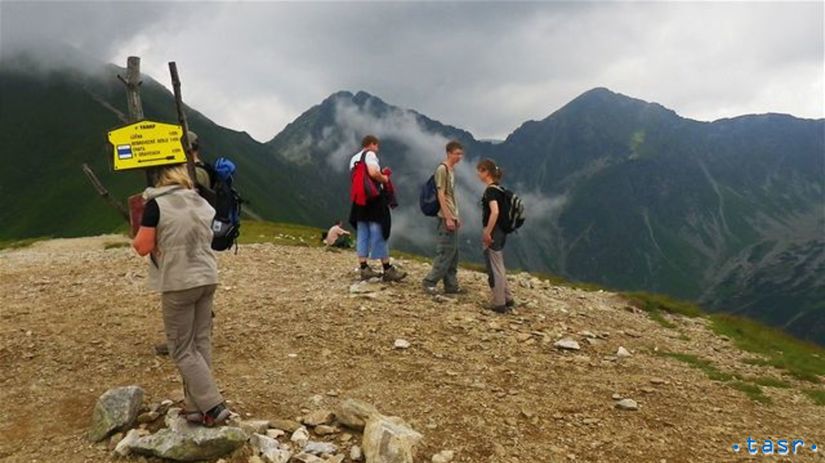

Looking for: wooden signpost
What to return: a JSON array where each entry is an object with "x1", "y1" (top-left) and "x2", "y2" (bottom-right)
[
  {"x1": 107, "y1": 120, "x2": 187, "y2": 171},
  {"x1": 168, "y1": 62, "x2": 198, "y2": 186},
  {"x1": 82, "y1": 56, "x2": 199, "y2": 236}
]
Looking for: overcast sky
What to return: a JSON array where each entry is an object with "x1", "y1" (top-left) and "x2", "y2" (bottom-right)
[{"x1": 2, "y1": 1, "x2": 823, "y2": 141}]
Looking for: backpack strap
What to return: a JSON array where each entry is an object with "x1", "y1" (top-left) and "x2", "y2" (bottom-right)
[{"x1": 435, "y1": 162, "x2": 450, "y2": 181}]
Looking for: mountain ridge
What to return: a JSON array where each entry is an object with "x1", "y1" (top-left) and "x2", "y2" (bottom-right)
[{"x1": 1, "y1": 55, "x2": 822, "y2": 344}]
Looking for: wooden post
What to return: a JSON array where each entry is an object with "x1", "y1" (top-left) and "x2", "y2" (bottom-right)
[
  {"x1": 117, "y1": 57, "x2": 145, "y2": 120},
  {"x1": 168, "y1": 62, "x2": 198, "y2": 187},
  {"x1": 82, "y1": 163, "x2": 130, "y2": 223},
  {"x1": 117, "y1": 56, "x2": 153, "y2": 186}
]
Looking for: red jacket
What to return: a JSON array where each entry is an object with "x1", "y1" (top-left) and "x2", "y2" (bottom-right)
[{"x1": 350, "y1": 153, "x2": 381, "y2": 206}]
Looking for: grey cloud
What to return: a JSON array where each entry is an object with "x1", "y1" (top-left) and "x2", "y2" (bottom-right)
[
  {"x1": 2, "y1": 1, "x2": 822, "y2": 140},
  {"x1": 0, "y1": 1, "x2": 178, "y2": 70},
  {"x1": 318, "y1": 95, "x2": 566, "y2": 252}
]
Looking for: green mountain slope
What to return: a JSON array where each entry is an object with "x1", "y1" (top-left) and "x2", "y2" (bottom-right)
[
  {"x1": 0, "y1": 59, "x2": 325, "y2": 240},
  {"x1": 262, "y1": 88, "x2": 825, "y2": 344}
]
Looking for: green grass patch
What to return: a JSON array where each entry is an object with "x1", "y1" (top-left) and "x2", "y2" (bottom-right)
[
  {"x1": 648, "y1": 310, "x2": 678, "y2": 329},
  {"x1": 624, "y1": 291, "x2": 704, "y2": 318},
  {"x1": 730, "y1": 381, "x2": 772, "y2": 405},
  {"x1": 659, "y1": 351, "x2": 781, "y2": 404},
  {"x1": 746, "y1": 377, "x2": 791, "y2": 389},
  {"x1": 710, "y1": 314, "x2": 825, "y2": 383},
  {"x1": 239, "y1": 221, "x2": 326, "y2": 248},
  {"x1": 0, "y1": 237, "x2": 49, "y2": 251},
  {"x1": 803, "y1": 389, "x2": 825, "y2": 406},
  {"x1": 532, "y1": 271, "x2": 604, "y2": 292},
  {"x1": 658, "y1": 351, "x2": 738, "y2": 382}
]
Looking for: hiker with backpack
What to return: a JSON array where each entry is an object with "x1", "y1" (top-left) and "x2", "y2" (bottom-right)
[
  {"x1": 132, "y1": 163, "x2": 234, "y2": 426},
  {"x1": 187, "y1": 131, "x2": 216, "y2": 206},
  {"x1": 349, "y1": 135, "x2": 407, "y2": 282},
  {"x1": 477, "y1": 159, "x2": 524, "y2": 313},
  {"x1": 186, "y1": 131, "x2": 243, "y2": 251},
  {"x1": 422, "y1": 141, "x2": 465, "y2": 295},
  {"x1": 153, "y1": 132, "x2": 242, "y2": 356}
]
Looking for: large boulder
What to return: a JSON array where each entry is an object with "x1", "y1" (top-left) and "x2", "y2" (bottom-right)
[
  {"x1": 362, "y1": 415, "x2": 422, "y2": 463},
  {"x1": 336, "y1": 399, "x2": 379, "y2": 431},
  {"x1": 129, "y1": 425, "x2": 247, "y2": 461},
  {"x1": 88, "y1": 385, "x2": 144, "y2": 442}
]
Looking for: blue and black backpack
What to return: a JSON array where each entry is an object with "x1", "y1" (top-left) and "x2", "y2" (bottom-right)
[
  {"x1": 208, "y1": 157, "x2": 243, "y2": 251},
  {"x1": 419, "y1": 163, "x2": 447, "y2": 217}
]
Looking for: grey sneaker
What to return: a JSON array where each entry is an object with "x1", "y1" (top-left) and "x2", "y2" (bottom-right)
[
  {"x1": 382, "y1": 266, "x2": 407, "y2": 282},
  {"x1": 360, "y1": 266, "x2": 382, "y2": 280}
]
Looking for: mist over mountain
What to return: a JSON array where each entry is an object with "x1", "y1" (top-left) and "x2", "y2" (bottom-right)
[{"x1": 1, "y1": 54, "x2": 822, "y2": 343}]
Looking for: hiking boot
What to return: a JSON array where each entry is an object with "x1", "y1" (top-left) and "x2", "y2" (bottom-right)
[
  {"x1": 422, "y1": 282, "x2": 439, "y2": 295},
  {"x1": 382, "y1": 266, "x2": 407, "y2": 282},
  {"x1": 154, "y1": 343, "x2": 169, "y2": 356},
  {"x1": 360, "y1": 266, "x2": 381, "y2": 281},
  {"x1": 484, "y1": 303, "x2": 510, "y2": 314},
  {"x1": 183, "y1": 410, "x2": 204, "y2": 423},
  {"x1": 202, "y1": 403, "x2": 232, "y2": 427},
  {"x1": 444, "y1": 287, "x2": 468, "y2": 295}
]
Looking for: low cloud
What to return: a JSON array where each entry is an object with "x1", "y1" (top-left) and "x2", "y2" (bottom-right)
[{"x1": 316, "y1": 95, "x2": 568, "y2": 255}]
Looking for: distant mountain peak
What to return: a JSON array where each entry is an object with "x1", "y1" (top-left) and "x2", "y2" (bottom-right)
[{"x1": 566, "y1": 87, "x2": 655, "y2": 110}]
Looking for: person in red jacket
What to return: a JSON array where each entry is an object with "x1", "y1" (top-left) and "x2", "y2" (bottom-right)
[{"x1": 348, "y1": 135, "x2": 406, "y2": 282}]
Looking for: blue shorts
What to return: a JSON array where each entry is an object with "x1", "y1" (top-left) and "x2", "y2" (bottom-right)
[{"x1": 356, "y1": 221, "x2": 389, "y2": 260}]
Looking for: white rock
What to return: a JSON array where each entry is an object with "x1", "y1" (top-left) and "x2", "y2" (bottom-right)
[
  {"x1": 302, "y1": 409, "x2": 335, "y2": 427},
  {"x1": 615, "y1": 399, "x2": 639, "y2": 411},
  {"x1": 238, "y1": 419, "x2": 271, "y2": 435},
  {"x1": 616, "y1": 346, "x2": 632, "y2": 358},
  {"x1": 291, "y1": 426, "x2": 310, "y2": 447},
  {"x1": 303, "y1": 441, "x2": 338, "y2": 456},
  {"x1": 336, "y1": 399, "x2": 379, "y2": 431},
  {"x1": 394, "y1": 339, "x2": 411, "y2": 350},
  {"x1": 250, "y1": 433, "x2": 292, "y2": 463},
  {"x1": 432, "y1": 450, "x2": 455, "y2": 463},
  {"x1": 363, "y1": 415, "x2": 422, "y2": 463},
  {"x1": 350, "y1": 445, "x2": 364, "y2": 461},
  {"x1": 112, "y1": 428, "x2": 148, "y2": 457},
  {"x1": 554, "y1": 339, "x2": 581, "y2": 351},
  {"x1": 292, "y1": 452, "x2": 324, "y2": 463},
  {"x1": 349, "y1": 282, "x2": 379, "y2": 294},
  {"x1": 267, "y1": 429, "x2": 286, "y2": 439},
  {"x1": 130, "y1": 426, "x2": 248, "y2": 460}
]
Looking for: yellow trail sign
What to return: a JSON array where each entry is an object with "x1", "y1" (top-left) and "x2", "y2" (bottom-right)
[{"x1": 108, "y1": 120, "x2": 187, "y2": 171}]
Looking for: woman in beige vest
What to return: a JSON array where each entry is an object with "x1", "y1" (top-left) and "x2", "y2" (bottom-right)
[{"x1": 132, "y1": 164, "x2": 232, "y2": 426}]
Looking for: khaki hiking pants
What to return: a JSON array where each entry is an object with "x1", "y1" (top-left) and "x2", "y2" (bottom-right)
[
  {"x1": 161, "y1": 284, "x2": 224, "y2": 413},
  {"x1": 424, "y1": 220, "x2": 460, "y2": 291},
  {"x1": 484, "y1": 227, "x2": 512, "y2": 307}
]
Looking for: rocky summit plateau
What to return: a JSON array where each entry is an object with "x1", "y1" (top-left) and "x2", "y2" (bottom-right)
[{"x1": 0, "y1": 235, "x2": 823, "y2": 462}]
